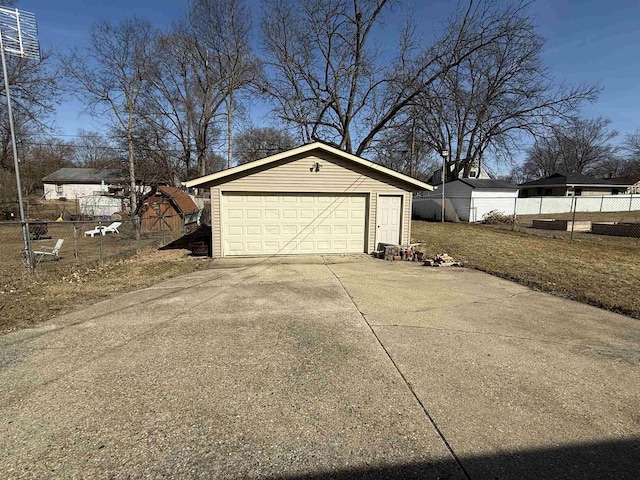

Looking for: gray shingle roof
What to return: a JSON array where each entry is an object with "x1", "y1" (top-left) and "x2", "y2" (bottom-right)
[
  {"x1": 519, "y1": 173, "x2": 629, "y2": 188},
  {"x1": 456, "y1": 178, "x2": 519, "y2": 190},
  {"x1": 42, "y1": 168, "x2": 124, "y2": 184}
]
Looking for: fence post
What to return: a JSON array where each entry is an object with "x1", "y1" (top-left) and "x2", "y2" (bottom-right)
[
  {"x1": 512, "y1": 196, "x2": 518, "y2": 231},
  {"x1": 539, "y1": 196, "x2": 543, "y2": 215},
  {"x1": 74, "y1": 223, "x2": 79, "y2": 263},
  {"x1": 570, "y1": 196, "x2": 578, "y2": 240},
  {"x1": 630, "y1": 194, "x2": 634, "y2": 212},
  {"x1": 22, "y1": 221, "x2": 34, "y2": 273},
  {"x1": 600, "y1": 195, "x2": 604, "y2": 212},
  {"x1": 99, "y1": 221, "x2": 104, "y2": 267},
  {"x1": 135, "y1": 216, "x2": 141, "y2": 253}
]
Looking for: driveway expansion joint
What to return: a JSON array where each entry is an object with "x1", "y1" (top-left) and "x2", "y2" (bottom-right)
[{"x1": 323, "y1": 260, "x2": 472, "y2": 480}]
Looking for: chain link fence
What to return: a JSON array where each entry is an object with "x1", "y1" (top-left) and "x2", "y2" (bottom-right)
[
  {"x1": 413, "y1": 194, "x2": 640, "y2": 240},
  {"x1": 0, "y1": 216, "x2": 187, "y2": 282}
]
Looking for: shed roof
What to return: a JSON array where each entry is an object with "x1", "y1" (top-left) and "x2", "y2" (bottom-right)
[
  {"x1": 153, "y1": 186, "x2": 200, "y2": 215},
  {"x1": 183, "y1": 142, "x2": 432, "y2": 191},
  {"x1": 456, "y1": 178, "x2": 519, "y2": 190},
  {"x1": 42, "y1": 168, "x2": 124, "y2": 184},
  {"x1": 519, "y1": 173, "x2": 629, "y2": 188}
]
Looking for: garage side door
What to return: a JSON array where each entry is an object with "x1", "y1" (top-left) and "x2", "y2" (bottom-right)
[{"x1": 222, "y1": 193, "x2": 367, "y2": 256}]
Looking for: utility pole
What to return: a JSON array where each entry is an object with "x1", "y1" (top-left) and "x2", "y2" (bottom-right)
[
  {"x1": 441, "y1": 150, "x2": 449, "y2": 223},
  {"x1": 409, "y1": 115, "x2": 416, "y2": 178}
]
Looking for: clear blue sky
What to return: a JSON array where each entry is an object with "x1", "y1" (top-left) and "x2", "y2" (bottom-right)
[{"x1": 19, "y1": 0, "x2": 640, "y2": 154}]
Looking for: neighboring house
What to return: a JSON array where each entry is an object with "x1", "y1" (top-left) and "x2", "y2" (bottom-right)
[
  {"x1": 414, "y1": 179, "x2": 519, "y2": 222},
  {"x1": 183, "y1": 141, "x2": 432, "y2": 257},
  {"x1": 42, "y1": 168, "x2": 125, "y2": 200},
  {"x1": 518, "y1": 173, "x2": 631, "y2": 197},
  {"x1": 137, "y1": 186, "x2": 201, "y2": 233},
  {"x1": 42, "y1": 167, "x2": 128, "y2": 217},
  {"x1": 609, "y1": 177, "x2": 640, "y2": 195},
  {"x1": 427, "y1": 160, "x2": 491, "y2": 185}
]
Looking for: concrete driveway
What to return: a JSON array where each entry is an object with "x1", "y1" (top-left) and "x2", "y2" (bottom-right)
[{"x1": 1, "y1": 256, "x2": 638, "y2": 479}]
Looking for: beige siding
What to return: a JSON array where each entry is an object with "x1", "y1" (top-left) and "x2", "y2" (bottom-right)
[
  {"x1": 403, "y1": 192, "x2": 412, "y2": 244},
  {"x1": 211, "y1": 188, "x2": 222, "y2": 256},
  {"x1": 369, "y1": 193, "x2": 377, "y2": 252},
  {"x1": 208, "y1": 151, "x2": 418, "y2": 257}
]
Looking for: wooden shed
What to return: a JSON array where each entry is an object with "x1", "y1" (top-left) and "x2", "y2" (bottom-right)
[
  {"x1": 183, "y1": 142, "x2": 432, "y2": 257},
  {"x1": 138, "y1": 186, "x2": 200, "y2": 233}
]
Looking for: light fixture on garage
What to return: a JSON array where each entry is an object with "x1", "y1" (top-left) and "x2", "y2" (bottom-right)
[{"x1": 310, "y1": 162, "x2": 321, "y2": 172}]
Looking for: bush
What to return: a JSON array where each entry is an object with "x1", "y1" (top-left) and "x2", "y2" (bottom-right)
[{"x1": 482, "y1": 209, "x2": 514, "y2": 225}]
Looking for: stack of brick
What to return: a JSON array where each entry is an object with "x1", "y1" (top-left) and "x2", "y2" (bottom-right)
[{"x1": 374, "y1": 244, "x2": 424, "y2": 261}]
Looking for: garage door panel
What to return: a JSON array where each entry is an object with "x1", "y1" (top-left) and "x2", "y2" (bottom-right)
[
  {"x1": 246, "y1": 225, "x2": 262, "y2": 236},
  {"x1": 222, "y1": 193, "x2": 366, "y2": 256},
  {"x1": 246, "y1": 209, "x2": 262, "y2": 219},
  {"x1": 282, "y1": 225, "x2": 298, "y2": 235}
]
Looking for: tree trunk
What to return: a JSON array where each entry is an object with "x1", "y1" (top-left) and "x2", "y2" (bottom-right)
[
  {"x1": 227, "y1": 92, "x2": 233, "y2": 169},
  {"x1": 127, "y1": 131, "x2": 139, "y2": 240}
]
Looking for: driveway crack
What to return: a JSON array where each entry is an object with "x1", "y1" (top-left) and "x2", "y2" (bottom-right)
[{"x1": 323, "y1": 259, "x2": 472, "y2": 480}]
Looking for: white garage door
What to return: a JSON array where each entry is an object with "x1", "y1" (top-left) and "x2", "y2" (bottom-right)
[{"x1": 222, "y1": 193, "x2": 367, "y2": 256}]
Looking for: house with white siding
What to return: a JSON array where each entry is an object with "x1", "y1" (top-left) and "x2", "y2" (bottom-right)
[{"x1": 42, "y1": 168, "x2": 125, "y2": 200}]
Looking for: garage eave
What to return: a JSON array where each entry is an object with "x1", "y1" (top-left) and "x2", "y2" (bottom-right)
[{"x1": 182, "y1": 142, "x2": 433, "y2": 192}]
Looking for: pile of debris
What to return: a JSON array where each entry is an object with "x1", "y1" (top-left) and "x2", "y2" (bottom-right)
[
  {"x1": 374, "y1": 243, "x2": 424, "y2": 261},
  {"x1": 423, "y1": 253, "x2": 462, "y2": 267},
  {"x1": 373, "y1": 244, "x2": 463, "y2": 267}
]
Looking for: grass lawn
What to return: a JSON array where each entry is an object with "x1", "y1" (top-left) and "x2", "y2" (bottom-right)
[{"x1": 412, "y1": 220, "x2": 640, "y2": 319}]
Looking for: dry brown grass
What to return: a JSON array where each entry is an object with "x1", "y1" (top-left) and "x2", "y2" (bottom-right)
[
  {"x1": 0, "y1": 249, "x2": 213, "y2": 335},
  {"x1": 412, "y1": 221, "x2": 640, "y2": 319}
]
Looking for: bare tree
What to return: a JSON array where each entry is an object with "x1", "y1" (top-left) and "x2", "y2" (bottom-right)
[
  {"x1": 372, "y1": 115, "x2": 439, "y2": 180},
  {"x1": 71, "y1": 130, "x2": 117, "y2": 168},
  {"x1": 234, "y1": 126, "x2": 297, "y2": 165},
  {"x1": 189, "y1": 0, "x2": 261, "y2": 170},
  {"x1": 260, "y1": 0, "x2": 596, "y2": 161},
  {"x1": 521, "y1": 116, "x2": 619, "y2": 180},
  {"x1": 20, "y1": 137, "x2": 75, "y2": 195},
  {"x1": 413, "y1": 1, "x2": 600, "y2": 181},
  {"x1": 623, "y1": 130, "x2": 640, "y2": 161},
  {"x1": 0, "y1": 50, "x2": 59, "y2": 170},
  {"x1": 66, "y1": 17, "x2": 156, "y2": 212},
  {"x1": 143, "y1": 27, "x2": 220, "y2": 177}
]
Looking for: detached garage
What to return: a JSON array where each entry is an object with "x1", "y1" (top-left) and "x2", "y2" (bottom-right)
[{"x1": 183, "y1": 142, "x2": 431, "y2": 257}]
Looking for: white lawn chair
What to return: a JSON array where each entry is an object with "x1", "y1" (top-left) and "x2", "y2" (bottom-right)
[
  {"x1": 84, "y1": 221, "x2": 122, "y2": 237},
  {"x1": 33, "y1": 239, "x2": 64, "y2": 264}
]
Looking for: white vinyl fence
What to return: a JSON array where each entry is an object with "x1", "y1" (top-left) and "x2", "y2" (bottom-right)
[
  {"x1": 414, "y1": 194, "x2": 639, "y2": 223},
  {"x1": 515, "y1": 195, "x2": 639, "y2": 215},
  {"x1": 80, "y1": 196, "x2": 128, "y2": 217}
]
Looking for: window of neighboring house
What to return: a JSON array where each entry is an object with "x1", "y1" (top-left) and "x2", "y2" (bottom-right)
[
  {"x1": 543, "y1": 188, "x2": 552, "y2": 195},
  {"x1": 574, "y1": 188, "x2": 582, "y2": 196},
  {"x1": 612, "y1": 189, "x2": 620, "y2": 195},
  {"x1": 469, "y1": 171, "x2": 477, "y2": 178},
  {"x1": 55, "y1": 184, "x2": 63, "y2": 196}
]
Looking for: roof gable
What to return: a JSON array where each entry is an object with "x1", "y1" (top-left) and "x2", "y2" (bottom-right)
[{"x1": 183, "y1": 142, "x2": 432, "y2": 191}]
